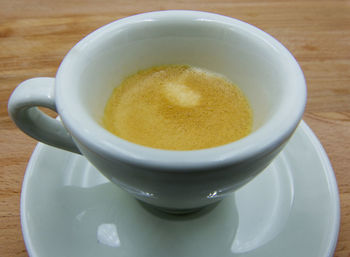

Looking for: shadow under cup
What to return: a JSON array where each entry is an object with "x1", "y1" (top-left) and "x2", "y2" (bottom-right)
[{"x1": 56, "y1": 11, "x2": 306, "y2": 212}]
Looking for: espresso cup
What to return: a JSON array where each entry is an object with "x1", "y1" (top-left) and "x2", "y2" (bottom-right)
[{"x1": 8, "y1": 11, "x2": 306, "y2": 213}]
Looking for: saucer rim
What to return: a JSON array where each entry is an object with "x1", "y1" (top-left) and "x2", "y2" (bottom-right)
[
  {"x1": 20, "y1": 120, "x2": 340, "y2": 257},
  {"x1": 300, "y1": 121, "x2": 340, "y2": 257}
]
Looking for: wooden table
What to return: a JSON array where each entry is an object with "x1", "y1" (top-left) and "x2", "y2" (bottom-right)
[{"x1": 0, "y1": 0, "x2": 349, "y2": 256}]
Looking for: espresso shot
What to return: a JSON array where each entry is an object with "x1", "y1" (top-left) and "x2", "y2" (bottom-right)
[{"x1": 103, "y1": 65, "x2": 253, "y2": 150}]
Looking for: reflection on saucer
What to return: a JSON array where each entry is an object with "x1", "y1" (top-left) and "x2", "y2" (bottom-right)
[
  {"x1": 61, "y1": 155, "x2": 109, "y2": 188},
  {"x1": 97, "y1": 223, "x2": 120, "y2": 248},
  {"x1": 231, "y1": 155, "x2": 294, "y2": 253}
]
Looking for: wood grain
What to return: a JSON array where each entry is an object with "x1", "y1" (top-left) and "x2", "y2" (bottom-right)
[{"x1": 0, "y1": 0, "x2": 349, "y2": 256}]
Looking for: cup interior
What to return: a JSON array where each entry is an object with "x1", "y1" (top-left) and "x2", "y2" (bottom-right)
[{"x1": 56, "y1": 11, "x2": 306, "y2": 166}]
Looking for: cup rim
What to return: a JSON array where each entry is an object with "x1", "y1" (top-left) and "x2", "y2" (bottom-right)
[{"x1": 56, "y1": 10, "x2": 307, "y2": 171}]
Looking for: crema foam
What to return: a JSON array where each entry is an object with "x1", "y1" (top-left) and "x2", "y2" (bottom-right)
[{"x1": 103, "y1": 65, "x2": 253, "y2": 150}]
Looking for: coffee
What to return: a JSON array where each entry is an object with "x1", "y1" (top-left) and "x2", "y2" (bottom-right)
[{"x1": 103, "y1": 65, "x2": 252, "y2": 150}]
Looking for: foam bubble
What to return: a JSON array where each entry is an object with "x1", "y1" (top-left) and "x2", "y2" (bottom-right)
[{"x1": 163, "y1": 82, "x2": 201, "y2": 107}]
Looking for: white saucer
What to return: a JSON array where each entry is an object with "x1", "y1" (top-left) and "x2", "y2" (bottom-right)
[{"x1": 21, "y1": 121, "x2": 340, "y2": 257}]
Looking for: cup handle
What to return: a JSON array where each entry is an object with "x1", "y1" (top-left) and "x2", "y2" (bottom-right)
[{"x1": 8, "y1": 77, "x2": 81, "y2": 154}]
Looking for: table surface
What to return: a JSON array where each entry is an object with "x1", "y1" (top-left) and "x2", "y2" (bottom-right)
[{"x1": 0, "y1": 0, "x2": 349, "y2": 256}]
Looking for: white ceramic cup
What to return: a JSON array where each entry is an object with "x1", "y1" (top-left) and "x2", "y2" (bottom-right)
[{"x1": 8, "y1": 11, "x2": 306, "y2": 213}]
